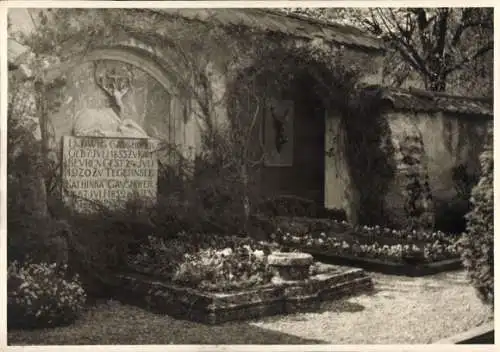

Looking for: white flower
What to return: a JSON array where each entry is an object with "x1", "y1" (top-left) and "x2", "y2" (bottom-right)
[
  {"x1": 253, "y1": 250, "x2": 265, "y2": 259},
  {"x1": 220, "y1": 248, "x2": 233, "y2": 257}
]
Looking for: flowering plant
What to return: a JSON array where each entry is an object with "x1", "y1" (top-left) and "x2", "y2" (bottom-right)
[
  {"x1": 353, "y1": 224, "x2": 457, "y2": 245},
  {"x1": 172, "y1": 245, "x2": 274, "y2": 292},
  {"x1": 127, "y1": 232, "x2": 280, "y2": 282},
  {"x1": 8, "y1": 261, "x2": 86, "y2": 329},
  {"x1": 274, "y1": 226, "x2": 460, "y2": 263},
  {"x1": 127, "y1": 235, "x2": 189, "y2": 279},
  {"x1": 273, "y1": 216, "x2": 457, "y2": 245}
]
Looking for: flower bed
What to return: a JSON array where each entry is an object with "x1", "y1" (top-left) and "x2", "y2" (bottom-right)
[
  {"x1": 270, "y1": 217, "x2": 462, "y2": 275},
  {"x1": 127, "y1": 233, "x2": 281, "y2": 292},
  {"x1": 111, "y1": 264, "x2": 373, "y2": 324},
  {"x1": 172, "y1": 246, "x2": 274, "y2": 292},
  {"x1": 277, "y1": 231, "x2": 459, "y2": 262},
  {"x1": 119, "y1": 232, "x2": 374, "y2": 323}
]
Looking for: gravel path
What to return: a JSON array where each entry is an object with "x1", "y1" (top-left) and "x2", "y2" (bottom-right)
[
  {"x1": 8, "y1": 269, "x2": 492, "y2": 344},
  {"x1": 8, "y1": 302, "x2": 321, "y2": 345},
  {"x1": 249, "y1": 270, "x2": 493, "y2": 344}
]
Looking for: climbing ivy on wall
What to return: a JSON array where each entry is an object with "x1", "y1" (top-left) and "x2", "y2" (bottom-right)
[
  {"x1": 226, "y1": 39, "x2": 397, "y2": 226},
  {"x1": 340, "y1": 88, "x2": 396, "y2": 226},
  {"x1": 15, "y1": 8, "x2": 401, "y2": 228},
  {"x1": 397, "y1": 133, "x2": 434, "y2": 230}
]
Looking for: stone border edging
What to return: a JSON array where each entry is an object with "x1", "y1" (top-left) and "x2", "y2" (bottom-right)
[
  {"x1": 111, "y1": 266, "x2": 374, "y2": 324},
  {"x1": 433, "y1": 321, "x2": 494, "y2": 344},
  {"x1": 299, "y1": 249, "x2": 462, "y2": 276}
]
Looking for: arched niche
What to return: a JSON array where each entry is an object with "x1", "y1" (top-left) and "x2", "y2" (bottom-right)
[{"x1": 47, "y1": 46, "x2": 200, "y2": 159}]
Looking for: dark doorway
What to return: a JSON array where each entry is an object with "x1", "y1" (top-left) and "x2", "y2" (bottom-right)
[{"x1": 292, "y1": 75, "x2": 326, "y2": 205}]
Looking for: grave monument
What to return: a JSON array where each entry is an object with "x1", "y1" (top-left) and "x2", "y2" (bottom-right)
[{"x1": 61, "y1": 61, "x2": 159, "y2": 212}]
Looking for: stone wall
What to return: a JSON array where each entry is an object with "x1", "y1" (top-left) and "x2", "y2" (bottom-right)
[
  {"x1": 17, "y1": 8, "x2": 383, "y2": 215},
  {"x1": 383, "y1": 110, "x2": 489, "y2": 228}
]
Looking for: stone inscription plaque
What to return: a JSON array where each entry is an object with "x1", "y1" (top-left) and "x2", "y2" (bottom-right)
[{"x1": 62, "y1": 136, "x2": 158, "y2": 211}]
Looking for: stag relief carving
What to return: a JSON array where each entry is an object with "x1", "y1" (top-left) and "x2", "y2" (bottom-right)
[
  {"x1": 72, "y1": 61, "x2": 148, "y2": 138},
  {"x1": 94, "y1": 61, "x2": 134, "y2": 117},
  {"x1": 270, "y1": 103, "x2": 290, "y2": 153}
]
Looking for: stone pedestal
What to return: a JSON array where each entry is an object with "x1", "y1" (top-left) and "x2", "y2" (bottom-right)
[{"x1": 268, "y1": 252, "x2": 313, "y2": 282}]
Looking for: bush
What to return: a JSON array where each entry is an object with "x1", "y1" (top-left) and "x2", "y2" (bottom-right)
[
  {"x1": 127, "y1": 235, "x2": 190, "y2": 280},
  {"x1": 459, "y1": 138, "x2": 494, "y2": 307},
  {"x1": 154, "y1": 139, "x2": 259, "y2": 237},
  {"x1": 434, "y1": 164, "x2": 479, "y2": 234},
  {"x1": 256, "y1": 195, "x2": 347, "y2": 221},
  {"x1": 434, "y1": 197, "x2": 470, "y2": 234},
  {"x1": 65, "y1": 198, "x2": 154, "y2": 297},
  {"x1": 8, "y1": 215, "x2": 70, "y2": 266},
  {"x1": 7, "y1": 261, "x2": 86, "y2": 329}
]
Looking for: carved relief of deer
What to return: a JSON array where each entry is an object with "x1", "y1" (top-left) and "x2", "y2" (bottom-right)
[
  {"x1": 94, "y1": 61, "x2": 133, "y2": 118},
  {"x1": 270, "y1": 103, "x2": 290, "y2": 153}
]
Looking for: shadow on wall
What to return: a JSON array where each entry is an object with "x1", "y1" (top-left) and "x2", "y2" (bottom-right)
[{"x1": 433, "y1": 164, "x2": 479, "y2": 234}]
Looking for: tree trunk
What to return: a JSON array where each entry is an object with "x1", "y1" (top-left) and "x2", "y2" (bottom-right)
[
  {"x1": 34, "y1": 79, "x2": 50, "y2": 217},
  {"x1": 429, "y1": 76, "x2": 447, "y2": 92},
  {"x1": 241, "y1": 163, "x2": 250, "y2": 235}
]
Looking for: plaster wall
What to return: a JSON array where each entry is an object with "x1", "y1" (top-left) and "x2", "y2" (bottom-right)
[
  {"x1": 384, "y1": 110, "x2": 488, "y2": 227},
  {"x1": 324, "y1": 112, "x2": 357, "y2": 222},
  {"x1": 13, "y1": 8, "x2": 384, "y2": 212}
]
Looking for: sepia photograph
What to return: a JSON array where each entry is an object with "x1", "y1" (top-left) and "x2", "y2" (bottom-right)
[{"x1": 4, "y1": 2, "x2": 494, "y2": 346}]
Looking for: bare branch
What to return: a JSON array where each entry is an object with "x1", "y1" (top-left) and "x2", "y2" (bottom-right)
[
  {"x1": 444, "y1": 41, "x2": 493, "y2": 74},
  {"x1": 375, "y1": 9, "x2": 431, "y2": 78}
]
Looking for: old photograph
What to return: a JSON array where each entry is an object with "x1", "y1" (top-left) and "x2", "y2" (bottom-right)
[{"x1": 5, "y1": 5, "x2": 494, "y2": 345}]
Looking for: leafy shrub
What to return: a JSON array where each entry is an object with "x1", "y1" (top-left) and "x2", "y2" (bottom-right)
[
  {"x1": 7, "y1": 261, "x2": 86, "y2": 329},
  {"x1": 434, "y1": 164, "x2": 479, "y2": 234},
  {"x1": 189, "y1": 140, "x2": 258, "y2": 235},
  {"x1": 154, "y1": 139, "x2": 259, "y2": 237},
  {"x1": 459, "y1": 139, "x2": 493, "y2": 307},
  {"x1": 65, "y1": 198, "x2": 154, "y2": 297},
  {"x1": 8, "y1": 215, "x2": 70, "y2": 266},
  {"x1": 127, "y1": 235, "x2": 189, "y2": 280},
  {"x1": 271, "y1": 216, "x2": 351, "y2": 235},
  {"x1": 149, "y1": 193, "x2": 225, "y2": 240},
  {"x1": 7, "y1": 83, "x2": 66, "y2": 265},
  {"x1": 434, "y1": 197, "x2": 470, "y2": 234},
  {"x1": 256, "y1": 195, "x2": 347, "y2": 221}
]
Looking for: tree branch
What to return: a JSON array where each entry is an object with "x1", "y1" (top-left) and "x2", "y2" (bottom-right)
[
  {"x1": 451, "y1": 8, "x2": 472, "y2": 47},
  {"x1": 375, "y1": 9, "x2": 431, "y2": 78},
  {"x1": 434, "y1": 9, "x2": 449, "y2": 61},
  {"x1": 444, "y1": 41, "x2": 493, "y2": 74}
]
